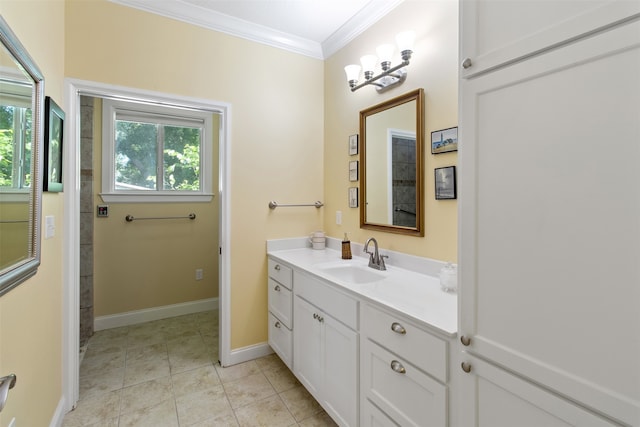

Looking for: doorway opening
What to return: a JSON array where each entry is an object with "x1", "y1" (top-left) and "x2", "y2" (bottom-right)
[{"x1": 63, "y1": 79, "x2": 232, "y2": 411}]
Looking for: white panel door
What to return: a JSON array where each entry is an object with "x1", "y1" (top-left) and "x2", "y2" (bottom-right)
[
  {"x1": 460, "y1": 0, "x2": 640, "y2": 77},
  {"x1": 458, "y1": 19, "x2": 640, "y2": 425},
  {"x1": 459, "y1": 354, "x2": 619, "y2": 427}
]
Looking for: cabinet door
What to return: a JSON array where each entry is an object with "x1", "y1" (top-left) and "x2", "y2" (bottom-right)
[
  {"x1": 460, "y1": 0, "x2": 640, "y2": 77},
  {"x1": 458, "y1": 19, "x2": 640, "y2": 425},
  {"x1": 293, "y1": 295, "x2": 322, "y2": 397},
  {"x1": 323, "y1": 313, "x2": 358, "y2": 427},
  {"x1": 459, "y1": 354, "x2": 619, "y2": 427}
]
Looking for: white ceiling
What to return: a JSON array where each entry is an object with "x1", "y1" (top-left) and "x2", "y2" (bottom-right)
[{"x1": 109, "y1": 0, "x2": 404, "y2": 59}]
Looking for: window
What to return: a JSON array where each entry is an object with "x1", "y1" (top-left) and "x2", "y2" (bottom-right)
[
  {"x1": 102, "y1": 98, "x2": 214, "y2": 202},
  {"x1": 0, "y1": 80, "x2": 32, "y2": 193}
]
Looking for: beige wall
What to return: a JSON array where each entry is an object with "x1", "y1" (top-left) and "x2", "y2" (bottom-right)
[
  {"x1": 324, "y1": 0, "x2": 458, "y2": 262},
  {"x1": 92, "y1": 100, "x2": 219, "y2": 316},
  {"x1": 65, "y1": 0, "x2": 324, "y2": 348},
  {"x1": 0, "y1": 1, "x2": 66, "y2": 426}
]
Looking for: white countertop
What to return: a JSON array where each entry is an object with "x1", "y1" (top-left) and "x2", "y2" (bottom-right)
[{"x1": 267, "y1": 245, "x2": 458, "y2": 337}]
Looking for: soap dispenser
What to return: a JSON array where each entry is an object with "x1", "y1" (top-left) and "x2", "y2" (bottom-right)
[{"x1": 341, "y1": 233, "x2": 352, "y2": 259}]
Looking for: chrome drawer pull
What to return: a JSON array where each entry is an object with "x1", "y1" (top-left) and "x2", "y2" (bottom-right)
[
  {"x1": 274, "y1": 284, "x2": 281, "y2": 292},
  {"x1": 274, "y1": 264, "x2": 281, "y2": 271},
  {"x1": 460, "y1": 335, "x2": 471, "y2": 346},
  {"x1": 391, "y1": 322, "x2": 406, "y2": 335},
  {"x1": 390, "y1": 360, "x2": 406, "y2": 374},
  {"x1": 461, "y1": 362, "x2": 472, "y2": 373},
  {"x1": 274, "y1": 321, "x2": 281, "y2": 329}
]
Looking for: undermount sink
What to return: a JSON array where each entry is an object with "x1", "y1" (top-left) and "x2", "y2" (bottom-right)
[{"x1": 317, "y1": 262, "x2": 386, "y2": 284}]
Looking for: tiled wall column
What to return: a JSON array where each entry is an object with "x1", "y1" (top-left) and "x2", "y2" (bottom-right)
[{"x1": 79, "y1": 96, "x2": 94, "y2": 346}]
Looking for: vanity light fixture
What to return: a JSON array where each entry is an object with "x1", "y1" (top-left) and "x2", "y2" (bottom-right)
[{"x1": 344, "y1": 31, "x2": 415, "y2": 93}]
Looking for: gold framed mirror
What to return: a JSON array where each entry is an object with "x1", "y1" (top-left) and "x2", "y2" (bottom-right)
[
  {"x1": 0, "y1": 16, "x2": 44, "y2": 295},
  {"x1": 360, "y1": 88, "x2": 424, "y2": 236}
]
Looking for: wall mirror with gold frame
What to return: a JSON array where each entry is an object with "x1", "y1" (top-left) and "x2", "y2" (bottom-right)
[
  {"x1": 0, "y1": 16, "x2": 44, "y2": 296},
  {"x1": 360, "y1": 88, "x2": 424, "y2": 236}
]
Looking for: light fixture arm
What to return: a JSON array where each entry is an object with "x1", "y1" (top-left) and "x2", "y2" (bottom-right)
[{"x1": 350, "y1": 59, "x2": 410, "y2": 92}]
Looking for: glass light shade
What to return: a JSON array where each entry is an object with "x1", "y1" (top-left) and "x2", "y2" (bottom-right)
[
  {"x1": 396, "y1": 31, "x2": 415, "y2": 52},
  {"x1": 376, "y1": 43, "x2": 395, "y2": 63},
  {"x1": 360, "y1": 54, "x2": 378, "y2": 73},
  {"x1": 344, "y1": 64, "x2": 361, "y2": 82}
]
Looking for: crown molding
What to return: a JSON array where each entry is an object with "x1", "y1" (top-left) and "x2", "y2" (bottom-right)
[
  {"x1": 109, "y1": 0, "x2": 403, "y2": 60},
  {"x1": 322, "y1": 0, "x2": 404, "y2": 58}
]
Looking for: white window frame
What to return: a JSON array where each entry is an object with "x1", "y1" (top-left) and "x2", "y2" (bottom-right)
[{"x1": 101, "y1": 98, "x2": 214, "y2": 203}]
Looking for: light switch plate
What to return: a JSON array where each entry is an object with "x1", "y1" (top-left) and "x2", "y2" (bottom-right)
[{"x1": 45, "y1": 215, "x2": 55, "y2": 239}]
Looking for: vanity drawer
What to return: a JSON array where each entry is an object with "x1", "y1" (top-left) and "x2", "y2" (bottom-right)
[
  {"x1": 268, "y1": 258, "x2": 292, "y2": 290},
  {"x1": 294, "y1": 270, "x2": 358, "y2": 330},
  {"x1": 362, "y1": 338, "x2": 447, "y2": 427},
  {"x1": 268, "y1": 312, "x2": 292, "y2": 369},
  {"x1": 268, "y1": 278, "x2": 292, "y2": 329},
  {"x1": 361, "y1": 303, "x2": 447, "y2": 383},
  {"x1": 361, "y1": 399, "x2": 398, "y2": 427}
]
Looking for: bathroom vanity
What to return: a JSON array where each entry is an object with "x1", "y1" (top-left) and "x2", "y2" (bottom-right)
[{"x1": 266, "y1": 238, "x2": 457, "y2": 427}]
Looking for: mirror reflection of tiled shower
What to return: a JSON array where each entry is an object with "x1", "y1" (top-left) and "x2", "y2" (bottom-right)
[{"x1": 391, "y1": 135, "x2": 417, "y2": 227}]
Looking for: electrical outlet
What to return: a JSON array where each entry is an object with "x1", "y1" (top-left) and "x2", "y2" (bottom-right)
[
  {"x1": 336, "y1": 210, "x2": 342, "y2": 225},
  {"x1": 195, "y1": 269, "x2": 203, "y2": 280}
]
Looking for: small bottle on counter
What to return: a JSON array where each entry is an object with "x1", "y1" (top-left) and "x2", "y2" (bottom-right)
[{"x1": 341, "y1": 233, "x2": 352, "y2": 259}]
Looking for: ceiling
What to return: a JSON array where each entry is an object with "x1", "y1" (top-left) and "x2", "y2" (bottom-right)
[{"x1": 109, "y1": 0, "x2": 404, "y2": 59}]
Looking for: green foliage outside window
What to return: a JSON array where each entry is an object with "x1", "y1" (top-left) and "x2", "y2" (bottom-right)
[
  {"x1": 0, "y1": 105, "x2": 31, "y2": 189},
  {"x1": 115, "y1": 120, "x2": 200, "y2": 191}
]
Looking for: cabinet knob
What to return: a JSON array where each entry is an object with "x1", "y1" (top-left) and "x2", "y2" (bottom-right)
[
  {"x1": 274, "y1": 321, "x2": 281, "y2": 329},
  {"x1": 461, "y1": 362, "x2": 472, "y2": 373},
  {"x1": 390, "y1": 360, "x2": 406, "y2": 374},
  {"x1": 274, "y1": 264, "x2": 281, "y2": 271},
  {"x1": 391, "y1": 322, "x2": 407, "y2": 335},
  {"x1": 274, "y1": 284, "x2": 280, "y2": 292},
  {"x1": 462, "y1": 58, "x2": 472, "y2": 69},
  {"x1": 460, "y1": 335, "x2": 471, "y2": 346}
]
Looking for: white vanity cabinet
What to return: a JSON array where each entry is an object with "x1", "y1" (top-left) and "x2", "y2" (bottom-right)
[
  {"x1": 267, "y1": 258, "x2": 293, "y2": 368},
  {"x1": 293, "y1": 270, "x2": 359, "y2": 427},
  {"x1": 360, "y1": 303, "x2": 449, "y2": 427},
  {"x1": 458, "y1": 2, "x2": 640, "y2": 426}
]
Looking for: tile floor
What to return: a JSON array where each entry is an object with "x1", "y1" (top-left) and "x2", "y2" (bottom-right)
[{"x1": 62, "y1": 310, "x2": 337, "y2": 427}]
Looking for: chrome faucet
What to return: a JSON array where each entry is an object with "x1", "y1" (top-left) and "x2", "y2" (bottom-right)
[{"x1": 364, "y1": 237, "x2": 388, "y2": 271}]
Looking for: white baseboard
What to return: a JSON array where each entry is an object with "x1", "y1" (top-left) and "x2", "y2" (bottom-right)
[
  {"x1": 94, "y1": 298, "x2": 218, "y2": 331},
  {"x1": 49, "y1": 396, "x2": 67, "y2": 427},
  {"x1": 222, "y1": 342, "x2": 273, "y2": 367}
]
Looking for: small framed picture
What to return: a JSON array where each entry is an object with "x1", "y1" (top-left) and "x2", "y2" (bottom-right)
[
  {"x1": 431, "y1": 126, "x2": 458, "y2": 154},
  {"x1": 435, "y1": 166, "x2": 456, "y2": 200},
  {"x1": 349, "y1": 134, "x2": 358, "y2": 155},
  {"x1": 43, "y1": 96, "x2": 65, "y2": 192},
  {"x1": 349, "y1": 160, "x2": 358, "y2": 181},
  {"x1": 348, "y1": 187, "x2": 358, "y2": 208}
]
